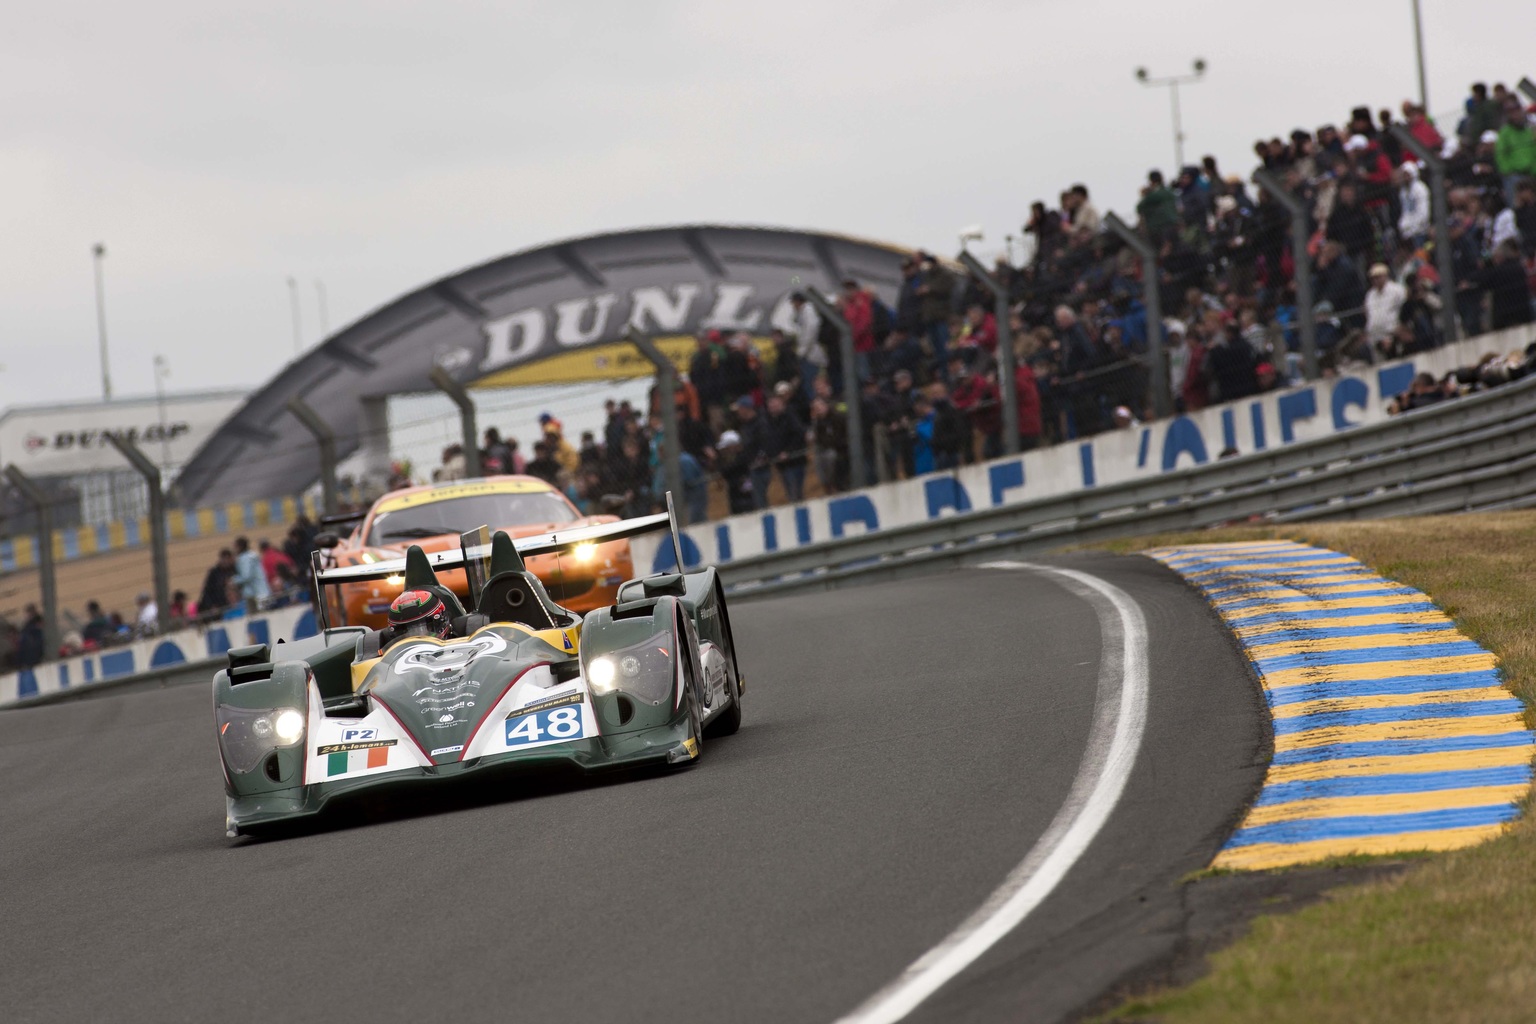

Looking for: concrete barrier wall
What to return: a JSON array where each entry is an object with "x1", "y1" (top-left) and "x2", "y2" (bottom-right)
[
  {"x1": 0, "y1": 603, "x2": 316, "y2": 707},
  {"x1": 633, "y1": 325, "x2": 1536, "y2": 573}
]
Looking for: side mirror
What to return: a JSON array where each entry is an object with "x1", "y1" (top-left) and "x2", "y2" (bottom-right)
[{"x1": 314, "y1": 532, "x2": 341, "y2": 549}]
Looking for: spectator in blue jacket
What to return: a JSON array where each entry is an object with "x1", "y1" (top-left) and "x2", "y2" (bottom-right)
[{"x1": 233, "y1": 536, "x2": 271, "y2": 609}]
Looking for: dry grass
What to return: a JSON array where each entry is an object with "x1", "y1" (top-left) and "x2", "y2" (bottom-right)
[{"x1": 1101, "y1": 512, "x2": 1536, "y2": 1024}]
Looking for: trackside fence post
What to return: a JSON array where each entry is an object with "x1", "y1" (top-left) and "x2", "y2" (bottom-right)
[
  {"x1": 624, "y1": 329, "x2": 686, "y2": 524},
  {"x1": 430, "y1": 366, "x2": 482, "y2": 479},
  {"x1": 1103, "y1": 213, "x2": 1170, "y2": 417},
  {"x1": 957, "y1": 250, "x2": 1020, "y2": 453},
  {"x1": 1391, "y1": 125, "x2": 1461, "y2": 346},
  {"x1": 4, "y1": 465, "x2": 60, "y2": 658},
  {"x1": 104, "y1": 435, "x2": 170, "y2": 635},
  {"x1": 804, "y1": 286, "x2": 866, "y2": 489},
  {"x1": 1252, "y1": 169, "x2": 1320, "y2": 381},
  {"x1": 285, "y1": 397, "x2": 339, "y2": 515}
]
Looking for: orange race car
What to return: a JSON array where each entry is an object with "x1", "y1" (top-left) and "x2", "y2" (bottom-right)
[{"x1": 317, "y1": 477, "x2": 634, "y2": 629}]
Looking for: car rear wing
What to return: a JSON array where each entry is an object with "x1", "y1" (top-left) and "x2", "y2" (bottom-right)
[{"x1": 308, "y1": 500, "x2": 684, "y2": 629}]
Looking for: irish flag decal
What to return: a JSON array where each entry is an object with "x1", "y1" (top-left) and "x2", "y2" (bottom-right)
[{"x1": 318, "y1": 740, "x2": 396, "y2": 776}]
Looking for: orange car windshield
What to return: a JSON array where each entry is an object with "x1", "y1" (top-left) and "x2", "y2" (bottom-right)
[{"x1": 368, "y1": 492, "x2": 578, "y2": 545}]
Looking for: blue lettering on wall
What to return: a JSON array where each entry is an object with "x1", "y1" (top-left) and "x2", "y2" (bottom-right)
[
  {"x1": 1377, "y1": 362, "x2": 1416, "y2": 402},
  {"x1": 246, "y1": 620, "x2": 271, "y2": 648},
  {"x1": 1136, "y1": 428, "x2": 1151, "y2": 468},
  {"x1": 150, "y1": 641, "x2": 186, "y2": 667},
  {"x1": 829, "y1": 495, "x2": 880, "y2": 537},
  {"x1": 715, "y1": 524, "x2": 733, "y2": 563},
  {"x1": 83, "y1": 658, "x2": 95, "y2": 682},
  {"x1": 1161, "y1": 416, "x2": 1210, "y2": 470},
  {"x1": 1331, "y1": 377, "x2": 1369, "y2": 430},
  {"x1": 1079, "y1": 443, "x2": 1096, "y2": 487},
  {"x1": 761, "y1": 514, "x2": 779, "y2": 553},
  {"x1": 794, "y1": 507, "x2": 812, "y2": 545},
  {"x1": 206, "y1": 627, "x2": 231, "y2": 656},
  {"x1": 650, "y1": 531, "x2": 703, "y2": 573},
  {"x1": 1250, "y1": 401, "x2": 1267, "y2": 450},
  {"x1": 1221, "y1": 408, "x2": 1237, "y2": 453},
  {"x1": 101, "y1": 650, "x2": 135, "y2": 678},
  {"x1": 989, "y1": 460, "x2": 1025, "y2": 506},
  {"x1": 1277, "y1": 387, "x2": 1318, "y2": 443},
  {"x1": 16, "y1": 669, "x2": 37, "y2": 699},
  {"x1": 293, "y1": 609, "x2": 318, "y2": 640},
  {"x1": 924, "y1": 478, "x2": 972, "y2": 518}
]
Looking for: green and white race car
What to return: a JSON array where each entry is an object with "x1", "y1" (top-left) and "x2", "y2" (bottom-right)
[{"x1": 213, "y1": 509, "x2": 743, "y2": 837}]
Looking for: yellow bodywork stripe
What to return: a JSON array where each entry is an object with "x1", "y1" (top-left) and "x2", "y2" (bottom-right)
[
  {"x1": 1259, "y1": 653, "x2": 1500, "y2": 689},
  {"x1": 1273, "y1": 712, "x2": 1527, "y2": 752},
  {"x1": 1241, "y1": 784, "x2": 1528, "y2": 827},
  {"x1": 375, "y1": 478, "x2": 553, "y2": 513},
  {"x1": 1265, "y1": 744, "x2": 1535, "y2": 783},
  {"x1": 1212, "y1": 822, "x2": 1513, "y2": 871},
  {"x1": 1246, "y1": 629, "x2": 1469, "y2": 659}
]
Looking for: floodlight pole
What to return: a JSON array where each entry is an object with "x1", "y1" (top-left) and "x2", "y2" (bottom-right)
[
  {"x1": 957, "y1": 250, "x2": 1019, "y2": 453},
  {"x1": 286, "y1": 397, "x2": 339, "y2": 515},
  {"x1": 1252, "y1": 170, "x2": 1319, "y2": 380},
  {"x1": 1391, "y1": 125, "x2": 1460, "y2": 345},
  {"x1": 804, "y1": 286, "x2": 865, "y2": 488},
  {"x1": 105, "y1": 434, "x2": 170, "y2": 635},
  {"x1": 4, "y1": 465, "x2": 60, "y2": 658},
  {"x1": 1103, "y1": 212, "x2": 1171, "y2": 417},
  {"x1": 624, "y1": 328, "x2": 685, "y2": 523},
  {"x1": 430, "y1": 366, "x2": 482, "y2": 479}
]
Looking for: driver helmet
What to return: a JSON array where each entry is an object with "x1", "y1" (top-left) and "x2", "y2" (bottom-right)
[{"x1": 386, "y1": 589, "x2": 451, "y2": 643}]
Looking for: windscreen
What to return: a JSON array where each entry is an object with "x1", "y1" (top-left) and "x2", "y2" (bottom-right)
[{"x1": 368, "y1": 493, "x2": 578, "y2": 546}]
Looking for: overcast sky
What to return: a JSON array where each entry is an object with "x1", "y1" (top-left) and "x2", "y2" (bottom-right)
[{"x1": 3, "y1": 0, "x2": 1531, "y2": 410}]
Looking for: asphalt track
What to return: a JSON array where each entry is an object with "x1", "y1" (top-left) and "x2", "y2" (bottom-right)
[{"x1": 0, "y1": 553, "x2": 1266, "y2": 1023}]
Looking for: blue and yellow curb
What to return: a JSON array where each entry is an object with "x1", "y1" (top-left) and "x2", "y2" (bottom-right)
[{"x1": 1148, "y1": 540, "x2": 1534, "y2": 871}]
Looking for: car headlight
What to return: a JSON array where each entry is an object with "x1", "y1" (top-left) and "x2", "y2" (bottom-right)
[
  {"x1": 273, "y1": 708, "x2": 306, "y2": 745},
  {"x1": 573, "y1": 542, "x2": 596, "y2": 563},
  {"x1": 587, "y1": 656, "x2": 616, "y2": 692},
  {"x1": 583, "y1": 633, "x2": 677, "y2": 706}
]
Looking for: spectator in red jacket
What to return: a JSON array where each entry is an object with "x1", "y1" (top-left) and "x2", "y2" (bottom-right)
[
  {"x1": 839, "y1": 279, "x2": 876, "y2": 384},
  {"x1": 259, "y1": 540, "x2": 295, "y2": 592},
  {"x1": 1015, "y1": 359, "x2": 1043, "y2": 450},
  {"x1": 951, "y1": 360, "x2": 1002, "y2": 460}
]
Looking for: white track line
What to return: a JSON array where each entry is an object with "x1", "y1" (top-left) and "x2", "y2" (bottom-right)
[{"x1": 832, "y1": 561, "x2": 1150, "y2": 1024}]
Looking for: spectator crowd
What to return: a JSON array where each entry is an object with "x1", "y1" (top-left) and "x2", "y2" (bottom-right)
[{"x1": 422, "y1": 79, "x2": 1536, "y2": 526}]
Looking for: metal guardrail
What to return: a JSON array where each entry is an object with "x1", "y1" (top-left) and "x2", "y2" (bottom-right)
[{"x1": 720, "y1": 373, "x2": 1536, "y2": 597}]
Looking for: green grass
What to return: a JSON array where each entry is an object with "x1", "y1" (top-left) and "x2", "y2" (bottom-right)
[{"x1": 1100, "y1": 512, "x2": 1536, "y2": 1024}]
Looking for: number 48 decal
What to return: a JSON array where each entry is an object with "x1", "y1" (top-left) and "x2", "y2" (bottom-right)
[{"x1": 505, "y1": 706, "x2": 585, "y2": 746}]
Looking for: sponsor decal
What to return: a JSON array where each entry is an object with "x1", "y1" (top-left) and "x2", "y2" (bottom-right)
[
  {"x1": 511, "y1": 690, "x2": 583, "y2": 717},
  {"x1": 23, "y1": 422, "x2": 192, "y2": 455},
  {"x1": 430, "y1": 744, "x2": 465, "y2": 757},
  {"x1": 412, "y1": 680, "x2": 482, "y2": 697},
  {"x1": 322, "y1": 739, "x2": 397, "y2": 776},
  {"x1": 562, "y1": 632, "x2": 574, "y2": 651},
  {"x1": 340, "y1": 728, "x2": 377, "y2": 742},
  {"x1": 317, "y1": 739, "x2": 396, "y2": 755},
  {"x1": 417, "y1": 699, "x2": 473, "y2": 714},
  {"x1": 426, "y1": 713, "x2": 464, "y2": 730},
  {"x1": 398, "y1": 633, "x2": 508, "y2": 672}
]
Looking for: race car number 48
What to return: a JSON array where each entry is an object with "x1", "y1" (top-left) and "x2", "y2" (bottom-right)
[{"x1": 504, "y1": 706, "x2": 584, "y2": 746}]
